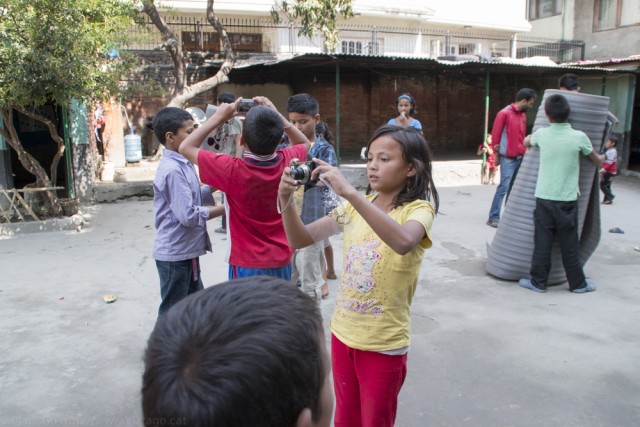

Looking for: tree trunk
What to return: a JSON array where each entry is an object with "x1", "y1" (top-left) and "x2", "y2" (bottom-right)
[
  {"x1": 142, "y1": 0, "x2": 237, "y2": 109},
  {"x1": 16, "y1": 107, "x2": 66, "y2": 185},
  {"x1": 0, "y1": 108, "x2": 64, "y2": 217}
]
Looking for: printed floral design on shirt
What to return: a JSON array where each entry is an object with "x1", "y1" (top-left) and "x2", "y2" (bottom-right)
[{"x1": 337, "y1": 240, "x2": 385, "y2": 316}]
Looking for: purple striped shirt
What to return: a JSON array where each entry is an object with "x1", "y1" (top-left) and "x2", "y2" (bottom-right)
[{"x1": 152, "y1": 150, "x2": 212, "y2": 261}]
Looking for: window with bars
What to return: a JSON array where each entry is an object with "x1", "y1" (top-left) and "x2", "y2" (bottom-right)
[
  {"x1": 594, "y1": 0, "x2": 640, "y2": 31},
  {"x1": 528, "y1": 0, "x2": 562, "y2": 20},
  {"x1": 341, "y1": 40, "x2": 363, "y2": 55},
  {"x1": 181, "y1": 31, "x2": 220, "y2": 52}
]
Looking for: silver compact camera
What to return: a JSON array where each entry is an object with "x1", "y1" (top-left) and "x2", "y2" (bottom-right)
[
  {"x1": 237, "y1": 98, "x2": 256, "y2": 113},
  {"x1": 289, "y1": 158, "x2": 317, "y2": 185}
]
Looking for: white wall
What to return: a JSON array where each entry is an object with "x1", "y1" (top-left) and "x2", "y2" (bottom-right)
[
  {"x1": 526, "y1": 0, "x2": 575, "y2": 39},
  {"x1": 162, "y1": 0, "x2": 532, "y2": 33},
  {"x1": 421, "y1": 0, "x2": 531, "y2": 32}
]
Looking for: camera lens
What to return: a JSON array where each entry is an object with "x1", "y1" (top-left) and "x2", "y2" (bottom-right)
[{"x1": 289, "y1": 162, "x2": 316, "y2": 184}]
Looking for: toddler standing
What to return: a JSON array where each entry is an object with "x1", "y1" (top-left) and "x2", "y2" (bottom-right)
[{"x1": 600, "y1": 134, "x2": 618, "y2": 204}]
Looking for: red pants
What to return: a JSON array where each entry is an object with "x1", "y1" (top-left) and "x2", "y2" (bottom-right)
[{"x1": 332, "y1": 334, "x2": 407, "y2": 427}]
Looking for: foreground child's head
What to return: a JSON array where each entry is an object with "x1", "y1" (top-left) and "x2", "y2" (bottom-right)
[
  {"x1": 142, "y1": 276, "x2": 333, "y2": 427},
  {"x1": 544, "y1": 94, "x2": 571, "y2": 123},
  {"x1": 365, "y1": 126, "x2": 439, "y2": 212},
  {"x1": 152, "y1": 107, "x2": 194, "y2": 149},
  {"x1": 287, "y1": 93, "x2": 320, "y2": 142},
  {"x1": 606, "y1": 134, "x2": 619, "y2": 149},
  {"x1": 242, "y1": 106, "x2": 286, "y2": 155},
  {"x1": 395, "y1": 93, "x2": 416, "y2": 115}
]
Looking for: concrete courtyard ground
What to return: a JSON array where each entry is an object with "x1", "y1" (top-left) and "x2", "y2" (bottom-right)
[{"x1": 0, "y1": 170, "x2": 639, "y2": 426}]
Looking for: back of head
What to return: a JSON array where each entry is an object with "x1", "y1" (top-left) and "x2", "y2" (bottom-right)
[
  {"x1": 515, "y1": 88, "x2": 537, "y2": 102},
  {"x1": 558, "y1": 73, "x2": 580, "y2": 91},
  {"x1": 152, "y1": 107, "x2": 193, "y2": 144},
  {"x1": 287, "y1": 93, "x2": 319, "y2": 116},
  {"x1": 142, "y1": 276, "x2": 326, "y2": 427},
  {"x1": 544, "y1": 94, "x2": 571, "y2": 123},
  {"x1": 366, "y1": 125, "x2": 439, "y2": 212},
  {"x1": 217, "y1": 91, "x2": 236, "y2": 104},
  {"x1": 242, "y1": 106, "x2": 284, "y2": 155}
]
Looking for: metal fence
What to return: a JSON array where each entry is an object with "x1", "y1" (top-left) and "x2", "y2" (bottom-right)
[{"x1": 126, "y1": 17, "x2": 585, "y2": 63}]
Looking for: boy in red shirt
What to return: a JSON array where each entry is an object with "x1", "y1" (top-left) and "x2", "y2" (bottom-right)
[{"x1": 179, "y1": 97, "x2": 310, "y2": 280}]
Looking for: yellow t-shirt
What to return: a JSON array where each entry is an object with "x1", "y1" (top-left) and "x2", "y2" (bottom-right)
[{"x1": 329, "y1": 196, "x2": 435, "y2": 352}]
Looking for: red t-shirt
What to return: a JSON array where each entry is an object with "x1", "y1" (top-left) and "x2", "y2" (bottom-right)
[
  {"x1": 197, "y1": 144, "x2": 307, "y2": 269},
  {"x1": 491, "y1": 104, "x2": 527, "y2": 159}
]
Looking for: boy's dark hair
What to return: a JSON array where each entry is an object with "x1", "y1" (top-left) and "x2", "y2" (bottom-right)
[
  {"x1": 217, "y1": 91, "x2": 236, "y2": 104},
  {"x1": 559, "y1": 73, "x2": 580, "y2": 91},
  {"x1": 287, "y1": 93, "x2": 319, "y2": 116},
  {"x1": 544, "y1": 94, "x2": 571, "y2": 123},
  {"x1": 142, "y1": 276, "x2": 326, "y2": 427},
  {"x1": 516, "y1": 88, "x2": 537, "y2": 102},
  {"x1": 608, "y1": 134, "x2": 619, "y2": 146},
  {"x1": 241, "y1": 106, "x2": 285, "y2": 155},
  {"x1": 152, "y1": 107, "x2": 193, "y2": 145},
  {"x1": 366, "y1": 125, "x2": 439, "y2": 213}
]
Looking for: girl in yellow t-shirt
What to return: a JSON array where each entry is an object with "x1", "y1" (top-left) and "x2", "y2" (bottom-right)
[{"x1": 278, "y1": 125, "x2": 438, "y2": 427}]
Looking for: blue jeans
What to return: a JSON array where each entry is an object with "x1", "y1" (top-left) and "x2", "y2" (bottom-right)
[
  {"x1": 488, "y1": 157, "x2": 522, "y2": 221},
  {"x1": 229, "y1": 264, "x2": 292, "y2": 281},
  {"x1": 156, "y1": 258, "x2": 203, "y2": 316}
]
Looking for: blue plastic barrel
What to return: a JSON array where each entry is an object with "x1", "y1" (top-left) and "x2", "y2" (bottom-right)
[{"x1": 124, "y1": 132, "x2": 142, "y2": 163}]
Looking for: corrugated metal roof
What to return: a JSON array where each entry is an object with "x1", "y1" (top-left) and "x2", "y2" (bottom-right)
[
  {"x1": 231, "y1": 52, "x2": 634, "y2": 74},
  {"x1": 563, "y1": 55, "x2": 640, "y2": 71}
]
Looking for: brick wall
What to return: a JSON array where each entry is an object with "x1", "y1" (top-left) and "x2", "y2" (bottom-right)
[{"x1": 122, "y1": 53, "x2": 544, "y2": 161}]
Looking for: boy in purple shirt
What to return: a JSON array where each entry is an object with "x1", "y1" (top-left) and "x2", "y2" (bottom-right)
[{"x1": 152, "y1": 107, "x2": 224, "y2": 315}]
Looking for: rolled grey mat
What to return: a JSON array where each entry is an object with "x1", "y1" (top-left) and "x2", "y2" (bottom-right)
[{"x1": 486, "y1": 89, "x2": 611, "y2": 284}]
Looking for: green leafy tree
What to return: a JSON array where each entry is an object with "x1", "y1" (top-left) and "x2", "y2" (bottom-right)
[
  {"x1": 272, "y1": 0, "x2": 355, "y2": 52},
  {"x1": 0, "y1": 0, "x2": 137, "y2": 215}
]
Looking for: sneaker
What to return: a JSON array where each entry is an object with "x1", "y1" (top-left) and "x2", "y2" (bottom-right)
[
  {"x1": 571, "y1": 280, "x2": 596, "y2": 293},
  {"x1": 519, "y1": 278, "x2": 547, "y2": 293},
  {"x1": 602, "y1": 200, "x2": 612, "y2": 205},
  {"x1": 214, "y1": 227, "x2": 227, "y2": 234},
  {"x1": 486, "y1": 218, "x2": 500, "y2": 228}
]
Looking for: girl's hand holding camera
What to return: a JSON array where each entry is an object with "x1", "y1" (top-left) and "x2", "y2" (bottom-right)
[
  {"x1": 309, "y1": 158, "x2": 355, "y2": 198},
  {"x1": 279, "y1": 158, "x2": 354, "y2": 200}
]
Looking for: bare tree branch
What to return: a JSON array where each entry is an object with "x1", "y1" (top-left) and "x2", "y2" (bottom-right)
[
  {"x1": 142, "y1": 1, "x2": 186, "y2": 98},
  {"x1": 142, "y1": 0, "x2": 237, "y2": 108}
]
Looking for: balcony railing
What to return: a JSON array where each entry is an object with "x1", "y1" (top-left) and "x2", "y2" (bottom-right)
[{"x1": 126, "y1": 17, "x2": 585, "y2": 63}]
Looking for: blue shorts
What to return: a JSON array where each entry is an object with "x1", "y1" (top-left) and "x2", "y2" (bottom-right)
[{"x1": 229, "y1": 264, "x2": 292, "y2": 281}]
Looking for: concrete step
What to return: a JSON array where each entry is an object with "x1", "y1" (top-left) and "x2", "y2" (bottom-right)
[{"x1": 95, "y1": 157, "x2": 485, "y2": 202}]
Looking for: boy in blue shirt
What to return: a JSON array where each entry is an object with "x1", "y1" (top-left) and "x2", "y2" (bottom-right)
[
  {"x1": 287, "y1": 94, "x2": 338, "y2": 304},
  {"x1": 519, "y1": 94, "x2": 602, "y2": 294},
  {"x1": 152, "y1": 107, "x2": 224, "y2": 315}
]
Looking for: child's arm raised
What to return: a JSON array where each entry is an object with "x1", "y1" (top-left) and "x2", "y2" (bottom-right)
[
  {"x1": 179, "y1": 99, "x2": 241, "y2": 164},
  {"x1": 312, "y1": 159, "x2": 427, "y2": 255},
  {"x1": 278, "y1": 168, "x2": 338, "y2": 248}
]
